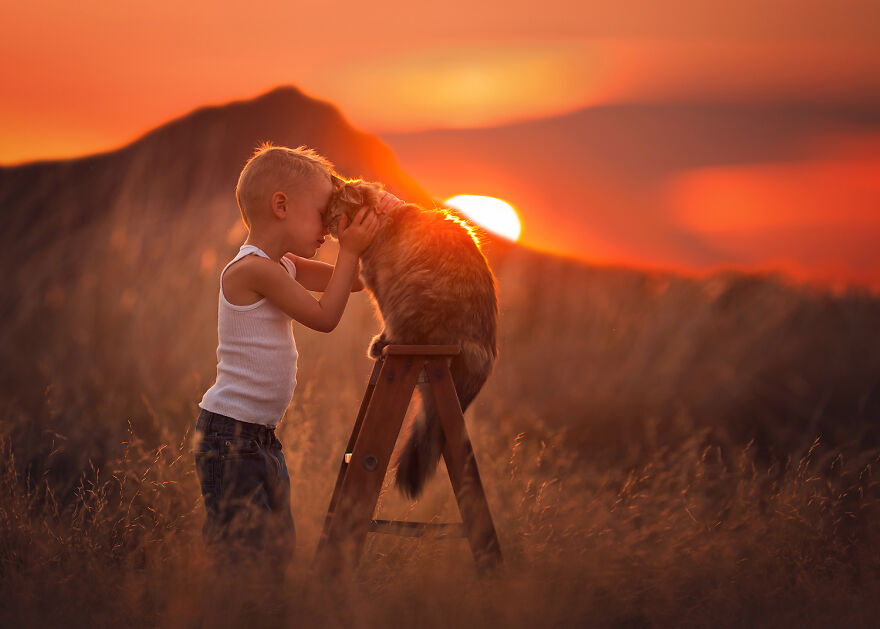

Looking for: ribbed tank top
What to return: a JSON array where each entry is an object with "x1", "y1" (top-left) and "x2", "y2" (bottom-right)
[{"x1": 198, "y1": 244, "x2": 298, "y2": 426}]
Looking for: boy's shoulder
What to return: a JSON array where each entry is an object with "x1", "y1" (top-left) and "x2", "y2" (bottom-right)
[
  {"x1": 223, "y1": 254, "x2": 291, "y2": 306},
  {"x1": 226, "y1": 253, "x2": 294, "y2": 276}
]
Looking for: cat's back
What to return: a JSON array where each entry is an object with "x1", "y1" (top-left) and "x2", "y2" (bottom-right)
[
  {"x1": 391, "y1": 206, "x2": 494, "y2": 276},
  {"x1": 367, "y1": 204, "x2": 498, "y2": 351},
  {"x1": 381, "y1": 205, "x2": 497, "y2": 307}
]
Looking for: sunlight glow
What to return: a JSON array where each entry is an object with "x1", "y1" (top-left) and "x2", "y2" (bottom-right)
[{"x1": 443, "y1": 195, "x2": 522, "y2": 241}]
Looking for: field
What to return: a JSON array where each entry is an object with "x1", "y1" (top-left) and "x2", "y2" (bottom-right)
[{"x1": 2, "y1": 199, "x2": 880, "y2": 628}]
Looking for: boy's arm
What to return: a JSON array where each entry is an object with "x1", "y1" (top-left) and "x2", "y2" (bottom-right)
[
  {"x1": 248, "y1": 252, "x2": 360, "y2": 333},
  {"x1": 251, "y1": 207, "x2": 378, "y2": 332},
  {"x1": 282, "y1": 190, "x2": 401, "y2": 292},
  {"x1": 283, "y1": 253, "x2": 364, "y2": 292}
]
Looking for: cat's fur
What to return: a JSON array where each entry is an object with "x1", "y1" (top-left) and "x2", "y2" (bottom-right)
[{"x1": 322, "y1": 176, "x2": 498, "y2": 499}]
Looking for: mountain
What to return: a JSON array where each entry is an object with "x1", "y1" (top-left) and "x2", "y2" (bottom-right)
[
  {"x1": 0, "y1": 86, "x2": 878, "y2": 488},
  {"x1": 383, "y1": 103, "x2": 880, "y2": 286},
  {"x1": 0, "y1": 85, "x2": 432, "y2": 281}
]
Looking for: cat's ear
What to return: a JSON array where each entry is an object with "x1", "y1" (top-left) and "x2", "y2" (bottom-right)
[{"x1": 338, "y1": 184, "x2": 364, "y2": 206}]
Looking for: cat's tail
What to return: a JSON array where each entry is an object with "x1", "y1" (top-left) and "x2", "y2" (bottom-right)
[{"x1": 393, "y1": 344, "x2": 493, "y2": 499}]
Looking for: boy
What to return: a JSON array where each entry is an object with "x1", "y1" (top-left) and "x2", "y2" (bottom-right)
[{"x1": 193, "y1": 144, "x2": 400, "y2": 582}]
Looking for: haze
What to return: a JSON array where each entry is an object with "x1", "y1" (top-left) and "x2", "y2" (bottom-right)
[{"x1": 2, "y1": 0, "x2": 878, "y2": 287}]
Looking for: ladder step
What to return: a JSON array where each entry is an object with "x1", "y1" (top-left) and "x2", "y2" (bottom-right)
[
  {"x1": 369, "y1": 366, "x2": 431, "y2": 385},
  {"x1": 382, "y1": 345, "x2": 460, "y2": 356},
  {"x1": 369, "y1": 519, "x2": 466, "y2": 538}
]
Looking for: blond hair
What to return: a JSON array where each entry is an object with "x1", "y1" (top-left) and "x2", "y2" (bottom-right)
[{"x1": 235, "y1": 142, "x2": 335, "y2": 229}]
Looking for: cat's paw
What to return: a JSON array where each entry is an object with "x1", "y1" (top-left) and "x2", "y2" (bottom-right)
[{"x1": 368, "y1": 333, "x2": 390, "y2": 359}]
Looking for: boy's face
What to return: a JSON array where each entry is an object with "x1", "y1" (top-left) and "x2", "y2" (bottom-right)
[{"x1": 284, "y1": 174, "x2": 333, "y2": 257}]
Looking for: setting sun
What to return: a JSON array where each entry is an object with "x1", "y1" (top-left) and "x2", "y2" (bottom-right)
[{"x1": 443, "y1": 195, "x2": 522, "y2": 241}]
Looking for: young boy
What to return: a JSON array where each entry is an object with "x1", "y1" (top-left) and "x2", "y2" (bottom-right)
[{"x1": 193, "y1": 144, "x2": 399, "y2": 580}]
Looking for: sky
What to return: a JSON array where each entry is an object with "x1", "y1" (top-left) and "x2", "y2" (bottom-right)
[
  {"x1": 2, "y1": 0, "x2": 879, "y2": 288},
  {"x1": 2, "y1": 0, "x2": 879, "y2": 164}
]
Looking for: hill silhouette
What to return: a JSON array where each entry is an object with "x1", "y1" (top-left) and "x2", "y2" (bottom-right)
[
  {"x1": 0, "y1": 84, "x2": 878, "y2": 493},
  {"x1": 384, "y1": 102, "x2": 880, "y2": 285},
  {"x1": 0, "y1": 85, "x2": 431, "y2": 272}
]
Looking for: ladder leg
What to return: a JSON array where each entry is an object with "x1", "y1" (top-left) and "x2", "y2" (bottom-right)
[
  {"x1": 425, "y1": 357, "x2": 503, "y2": 574},
  {"x1": 316, "y1": 358, "x2": 384, "y2": 554},
  {"x1": 313, "y1": 355, "x2": 423, "y2": 574}
]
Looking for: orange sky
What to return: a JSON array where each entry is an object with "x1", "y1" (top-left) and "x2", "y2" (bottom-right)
[
  {"x1": 2, "y1": 0, "x2": 879, "y2": 164},
  {"x1": 2, "y1": 1, "x2": 879, "y2": 289},
  {"x1": 665, "y1": 132, "x2": 880, "y2": 288}
]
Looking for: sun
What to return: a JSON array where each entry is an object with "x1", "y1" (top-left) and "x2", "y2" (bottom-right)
[{"x1": 443, "y1": 195, "x2": 522, "y2": 241}]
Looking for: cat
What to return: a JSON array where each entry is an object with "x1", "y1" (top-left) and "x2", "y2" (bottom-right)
[{"x1": 322, "y1": 175, "x2": 498, "y2": 499}]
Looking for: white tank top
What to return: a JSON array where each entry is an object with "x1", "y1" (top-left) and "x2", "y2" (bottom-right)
[{"x1": 198, "y1": 244, "x2": 298, "y2": 426}]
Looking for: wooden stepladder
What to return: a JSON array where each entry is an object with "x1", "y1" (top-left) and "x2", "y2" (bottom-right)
[{"x1": 314, "y1": 345, "x2": 502, "y2": 575}]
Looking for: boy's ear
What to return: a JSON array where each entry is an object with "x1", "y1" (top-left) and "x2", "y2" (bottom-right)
[{"x1": 271, "y1": 191, "x2": 288, "y2": 216}]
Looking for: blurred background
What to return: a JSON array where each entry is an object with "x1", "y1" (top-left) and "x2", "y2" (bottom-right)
[
  {"x1": 1, "y1": 1, "x2": 880, "y2": 627},
  {"x1": 3, "y1": 0, "x2": 880, "y2": 285}
]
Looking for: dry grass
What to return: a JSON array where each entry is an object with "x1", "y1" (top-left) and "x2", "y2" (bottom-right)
[
  {"x1": 2, "y1": 198, "x2": 880, "y2": 627},
  {"x1": 3, "y1": 412, "x2": 880, "y2": 628}
]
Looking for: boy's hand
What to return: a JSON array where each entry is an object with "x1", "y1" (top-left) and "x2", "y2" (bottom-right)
[{"x1": 338, "y1": 206, "x2": 380, "y2": 255}]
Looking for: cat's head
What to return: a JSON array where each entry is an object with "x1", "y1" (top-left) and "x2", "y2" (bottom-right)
[{"x1": 322, "y1": 176, "x2": 386, "y2": 239}]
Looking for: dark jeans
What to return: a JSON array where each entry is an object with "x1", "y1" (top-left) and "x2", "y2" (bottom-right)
[{"x1": 193, "y1": 408, "x2": 296, "y2": 580}]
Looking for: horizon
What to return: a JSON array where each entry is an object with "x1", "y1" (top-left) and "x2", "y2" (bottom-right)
[
  {"x1": 2, "y1": 0, "x2": 878, "y2": 289},
  {"x1": 2, "y1": 83, "x2": 878, "y2": 292}
]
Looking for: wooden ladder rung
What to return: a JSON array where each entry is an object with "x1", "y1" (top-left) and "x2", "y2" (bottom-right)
[
  {"x1": 382, "y1": 345, "x2": 460, "y2": 356},
  {"x1": 369, "y1": 520, "x2": 466, "y2": 538}
]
